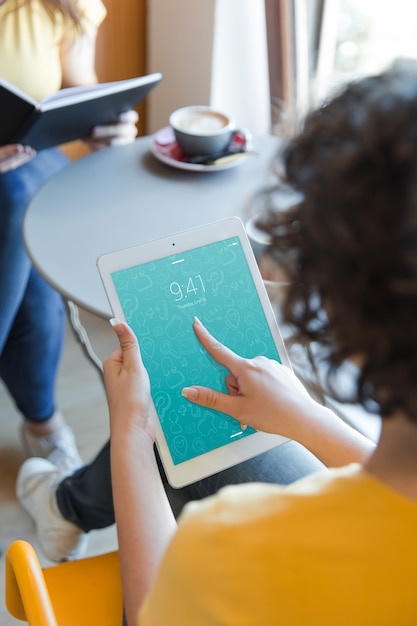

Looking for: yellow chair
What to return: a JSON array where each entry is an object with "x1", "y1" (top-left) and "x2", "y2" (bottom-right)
[{"x1": 5, "y1": 540, "x2": 123, "y2": 626}]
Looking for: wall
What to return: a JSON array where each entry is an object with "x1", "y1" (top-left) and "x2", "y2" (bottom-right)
[
  {"x1": 147, "y1": 0, "x2": 271, "y2": 136},
  {"x1": 146, "y1": 0, "x2": 216, "y2": 132}
]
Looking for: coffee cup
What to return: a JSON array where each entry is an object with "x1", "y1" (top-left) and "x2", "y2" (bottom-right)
[{"x1": 169, "y1": 105, "x2": 235, "y2": 157}]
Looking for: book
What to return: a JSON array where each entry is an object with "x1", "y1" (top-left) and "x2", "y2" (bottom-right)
[{"x1": 0, "y1": 72, "x2": 163, "y2": 151}]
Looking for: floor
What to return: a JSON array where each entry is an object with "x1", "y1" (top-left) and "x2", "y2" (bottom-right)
[{"x1": 0, "y1": 310, "x2": 119, "y2": 625}]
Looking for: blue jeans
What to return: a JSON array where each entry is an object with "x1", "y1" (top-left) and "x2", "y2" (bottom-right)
[
  {"x1": 57, "y1": 439, "x2": 326, "y2": 529},
  {"x1": 0, "y1": 148, "x2": 68, "y2": 422}
]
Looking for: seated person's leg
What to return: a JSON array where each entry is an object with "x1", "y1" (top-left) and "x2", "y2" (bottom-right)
[
  {"x1": 0, "y1": 267, "x2": 82, "y2": 470},
  {"x1": 164, "y1": 440, "x2": 325, "y2": 517},
  {"x1": 17, "y1": 438, "x2": 324, "y2": 561},
  {"x1": 0, "y1": 149, "x2": 80, "y2": 469}
]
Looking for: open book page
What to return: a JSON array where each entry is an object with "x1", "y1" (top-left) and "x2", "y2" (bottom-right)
[
  {"x1": 41, "y1": 80, "x2": 123, "y2": 104},
  {"x1": 40, "y1": 76, "x2": 160, "y2": 110}
]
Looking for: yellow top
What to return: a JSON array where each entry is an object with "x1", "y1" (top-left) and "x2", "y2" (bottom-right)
[
  {"x1": 0, "y1": 0, "x2": 106, "y2": 101},
  {"x1": 140, "y1": 464, "x2": 417, "y2": 625}
]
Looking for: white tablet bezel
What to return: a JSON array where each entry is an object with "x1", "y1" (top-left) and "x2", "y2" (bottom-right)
[{"x1": 97, "y1": 217, "x2": 291, "y2": 488}]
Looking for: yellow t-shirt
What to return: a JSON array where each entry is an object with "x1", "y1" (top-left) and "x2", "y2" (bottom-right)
[
  {"x1": 140, "y1": 464, "x2": 417, "y2": 625},
  {"x1": 0, "y1": 0, "x2": 106, "y2": 101}
]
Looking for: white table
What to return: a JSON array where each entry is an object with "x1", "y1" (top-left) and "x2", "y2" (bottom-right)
[{"x1": 24, "y1": 135, "x2": 281, "y2": 319}]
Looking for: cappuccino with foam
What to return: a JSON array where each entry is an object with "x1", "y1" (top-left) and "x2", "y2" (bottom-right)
[
  {"x1": 175, "y1": 110, "x2": 229, "y2": 134},
  {"x1": 169, "y1": 105, "x2": 235, "y2": 157}
]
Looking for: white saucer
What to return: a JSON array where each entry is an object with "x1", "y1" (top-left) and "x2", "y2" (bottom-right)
[{"x1": 150, "y1": 126, "x2": 250, "y2": 172}]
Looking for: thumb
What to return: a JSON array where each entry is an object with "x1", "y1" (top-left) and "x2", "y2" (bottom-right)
[{"x1": 110, "y1": 318, "x2": 141, "y2": 367}]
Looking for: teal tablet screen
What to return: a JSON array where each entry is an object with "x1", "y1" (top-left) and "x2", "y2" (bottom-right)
[{"x1": 111, "y1": 236, "x2": 281, "y2": 465}]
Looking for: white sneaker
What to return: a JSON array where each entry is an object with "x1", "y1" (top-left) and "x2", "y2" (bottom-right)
[
  {"x1": 16, "y1": 457, "x2": 88, "y2": 562},
  {"x1": 21, "y1": 416, "x2": 83, "y2": 471}
]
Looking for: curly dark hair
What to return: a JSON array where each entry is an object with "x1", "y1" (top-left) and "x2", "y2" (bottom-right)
[{"x1": 257, "y1": 60, "x2": 417, "y2": 421}]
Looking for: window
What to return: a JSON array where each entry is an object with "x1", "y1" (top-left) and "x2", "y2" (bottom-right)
[
  {"x1": 265, "y1": 0, "x2": 417, "y2": 133},
  {"x1": 317, "y1": 0, "x2": 417, "y2": 101}
]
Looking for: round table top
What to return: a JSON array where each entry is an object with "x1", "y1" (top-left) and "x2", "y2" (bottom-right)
[{"x1": 24, "y1": 134, "x2": 281, "y2": 318}]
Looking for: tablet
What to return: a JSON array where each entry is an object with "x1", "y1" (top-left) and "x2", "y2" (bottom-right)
[{"x1": 97, "y1": 217, "x2": 291, "y2": 488}]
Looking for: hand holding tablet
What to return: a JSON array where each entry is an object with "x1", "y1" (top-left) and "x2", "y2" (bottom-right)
[{"x1": 97, "y1": 217, "x2": 291, "y2": 487}]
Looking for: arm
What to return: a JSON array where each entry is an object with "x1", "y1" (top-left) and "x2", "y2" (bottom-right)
[
  {"x1": 60, "y1": 29, "x2": 99, "y2": 88},
  {"x1": 60, "y1": 31, "x2": 138, "y2": 149},
  {"x1": 103, "y1": 321, "x2": 177, "y2": 626},
  {"x1": 181, "y1": 317, "x2": 375, "y2": 467}
]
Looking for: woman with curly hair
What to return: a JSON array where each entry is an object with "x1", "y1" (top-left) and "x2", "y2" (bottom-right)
[
  {"x1": 19, "y1": 60, "x2": 417, "y2": 624},
  {"x1": 0, "y1": 0, "x2": 138, "y2": 469}
]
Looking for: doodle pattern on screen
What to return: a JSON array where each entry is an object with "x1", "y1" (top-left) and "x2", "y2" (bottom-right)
[{"x1": 111, "y1": 236, "x2": 281, "y2": 464}]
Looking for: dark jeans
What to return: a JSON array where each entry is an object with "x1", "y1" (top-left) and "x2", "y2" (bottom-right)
[
  {"x1": 0, "y1": 149, "x2": 68, "y2": 422},
  {"x1": 56, "y1": 439, "x2": 325, "y2": 529}
]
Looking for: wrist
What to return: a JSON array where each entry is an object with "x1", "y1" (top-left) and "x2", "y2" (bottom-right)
[
  {"x1": 298, "y1": 401, "x2": 373, "y2": 466},
  {"x1": 110, "y1": 413, "x2": 156, "y2": 447}
]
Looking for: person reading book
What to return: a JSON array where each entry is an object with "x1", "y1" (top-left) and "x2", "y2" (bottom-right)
[
  {"x1": 0, "y1": 0, "x2": 138, "y2": 470},
  {"x1": 18, "y1": 58, "x2": 417, "y2": 625}
]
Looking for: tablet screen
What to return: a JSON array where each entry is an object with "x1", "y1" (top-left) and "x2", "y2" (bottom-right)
[{"x1": 111, "y1": 235, "x2": 282, "y2": 465}]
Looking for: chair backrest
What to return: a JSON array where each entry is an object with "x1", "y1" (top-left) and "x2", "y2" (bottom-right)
[{"x1": 5, "y1": 540, "x2": 123, "y2": 626}]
